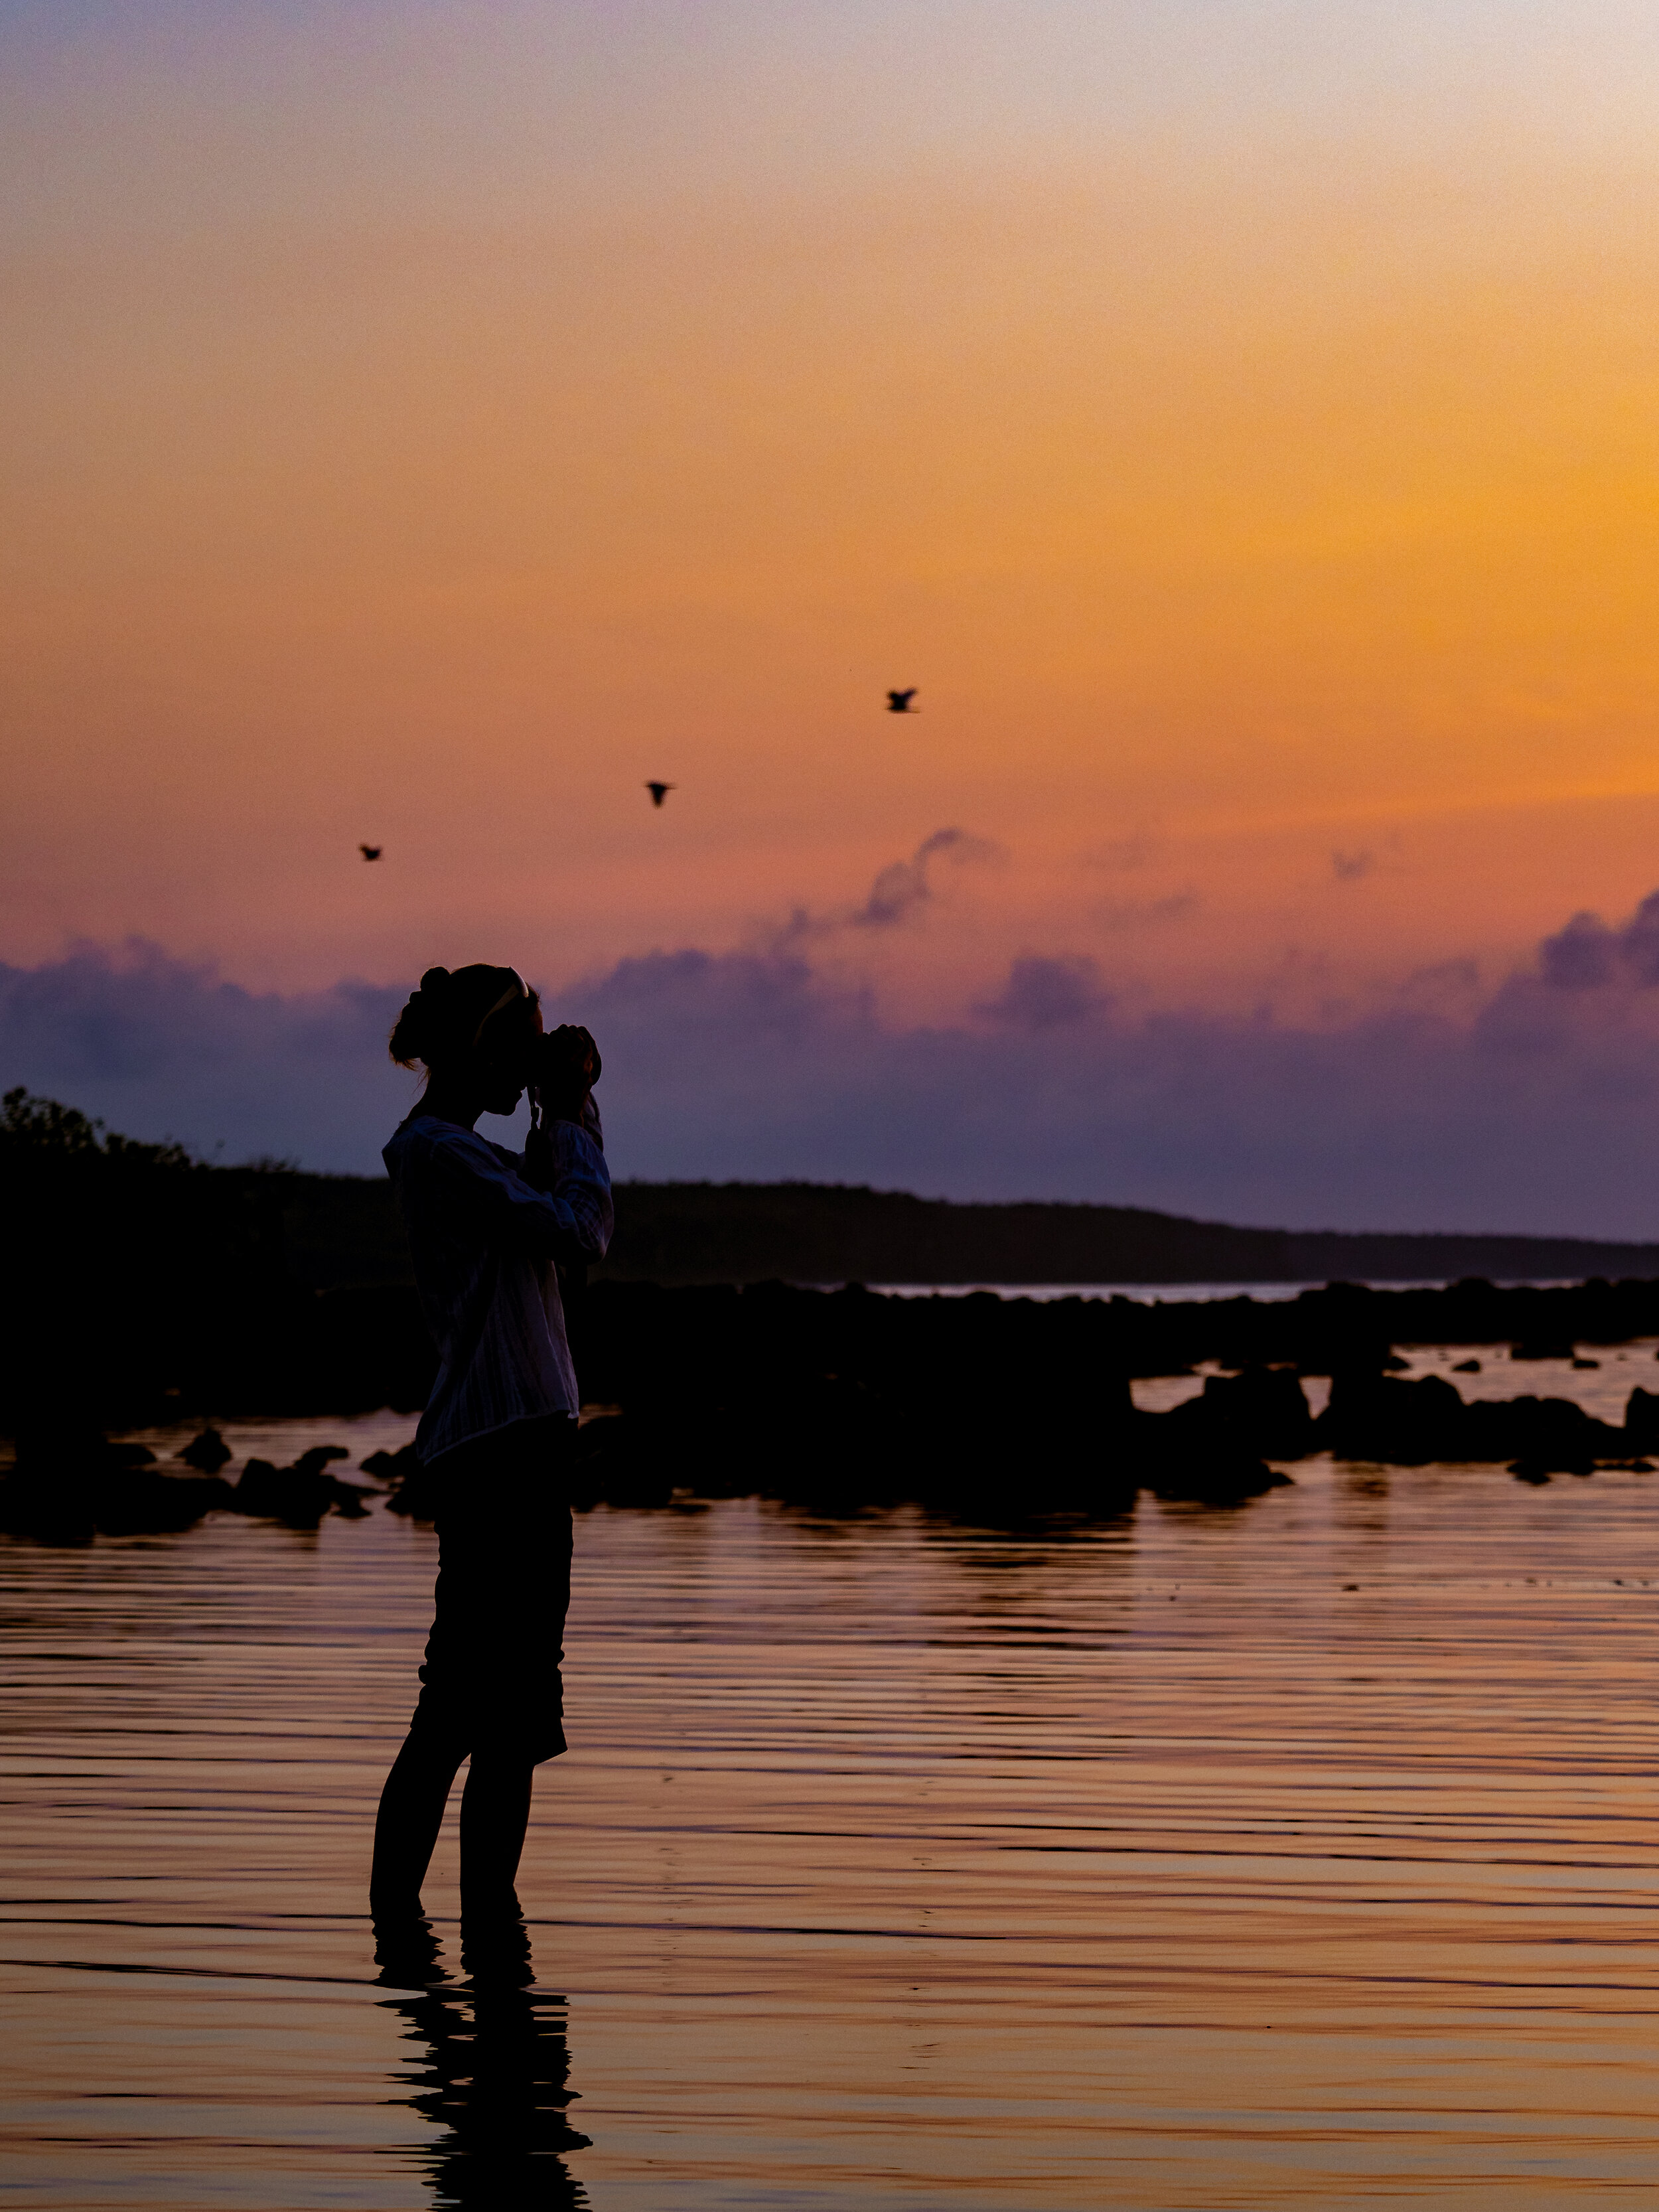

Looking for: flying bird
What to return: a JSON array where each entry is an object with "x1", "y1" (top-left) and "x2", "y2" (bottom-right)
[
  {"x1": 359, "y1": 844, "x2": 382, "y2": 861},
  {"x1": 886, "y1": 688, "x2": 918, "y2": 713},
  {"x1": 645, "y1": 782, "x2": 675, "y2": 808}
]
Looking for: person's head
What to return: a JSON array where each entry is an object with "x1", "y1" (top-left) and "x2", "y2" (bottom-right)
[{"x1": 390, "y1": 964, "x2": 543, "y2": 1116}]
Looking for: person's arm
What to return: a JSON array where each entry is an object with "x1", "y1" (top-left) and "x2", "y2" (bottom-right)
[
  {"x1": 428, "y1": 1124, "x2": 612, "y2": 1265},
  {"x1": 521, "y1": 1113, "x2": 613, "y2": 1262}
]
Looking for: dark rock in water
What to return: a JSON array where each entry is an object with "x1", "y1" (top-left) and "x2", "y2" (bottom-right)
[
  {"x1": 568, "y1": 1412, "x2": 679, "y2": 1511},
  {"x1": 1317, "y1": 1370, "x2": 1626, "y2": 1468},
  {"x1": 0, "y1": 1424, "x2": 231, "y2": 1541},
  {"x1": 177, "y1": 1426, "x2": 232, "y2": 1473},
  {"x1": 1163, "y1": 1364, "x2": 1315, "y2": 1461},
  {"x1": 1317, "y1": 1370, "x2": 1471, "y2": 1463},
  {"x1": 1511, "y1": 1341, "x2": 1576, "y2": 1361},
  {"x1": 361, "y1": 1443, "x2": 419, "y2": 1481},
  {"x1": 561, "y1": 1390, "x2": 1147, "y2": 1522},
  {"x1": 0, "y1": 1453, "x2": 98, "y2": 1544},
  {"x1": 1451, "y1": 1359, "x2": 1481, "y2": 1374},
  {"x1": 289, "y1": 1444, "x2": 351, "y2": 1481},
  {"x1": 229, "y1": 1453, "x2": 370, "y2": 1526},
  {"x1": 1146, "y1": 1452, "x2": 1291, "y2": 1505},
  {"x1": 94, "y1": 1471, "x2": 234, "y2": 1534},
  {"x1": 1508, "y1": 1451, "x2": 1593, "y2": 1480},
  {"x1": 1571, "y1": 1357, "x2": 1601, "y2": 1370},
  {"x1": 1299, "y1": 1343, "x2": 1406, "y2": 1378},
  {"x1": 380, "y1": 1446, "x2": 440, "y2": 1519},
  {"x1": 1461, "y1": 1393, "x2": 1622, "y2": 1467},
  {"x1": 386, "y1": 1471, "x2": 441, "y2": 1519},
  {"x1": 364, "y1": 1441, "x2": 437, "y2": 1514},
  {"x1": 231, "y1": 1458, "x2": 297, "y2": 1517},
  {"x1": 1624, "y1": 1386, "x2": 1659, "y2": 1448}
]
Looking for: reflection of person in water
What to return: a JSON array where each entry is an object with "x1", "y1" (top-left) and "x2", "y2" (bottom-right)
[
  {"x1": 376, "y1": 1909, "x2": 591, "y2": 2209},
  {"x1": 370, "y1": 964, "x2": 611, "y2": 1914}
]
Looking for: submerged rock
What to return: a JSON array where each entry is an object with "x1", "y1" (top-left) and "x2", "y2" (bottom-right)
[
  {"x1": 93, "y1": 1470, "x2": 234, "y2": 1534},
  {"x1": 229, "y1": 1453, "x2": 370, "y2": 1526},
  {"x1": 1162, "y1": 1364, "x2": 1315, "y2": 1461},
  {"x1": 1144, "y1": 1451, "x2": 1292, "y2": 1506},
  {"x1": 1317, "y1": 1371, "x2": 1471, "y2": 1464},
  {"x1": 569, "y1": 1413, "x2": 676, "y2": 1510},
  {"x1": 1623, "y1": 1386, "x2": 1659, "y2": 1449},
  {"x1": 177, "y1": 1426, "x2": 232, "y2": 1473},
  {"x1": 0, "y1": 1426, "x2": 231, "y2": 1541},
  {"x1": 1316, "y1": 1370, "x2": 1628, "y2": 1467},
  {"x1": 383, "y1": 1456, "x2": 441, "y2": 1520},
  {"x1": 361, "y1": 1443, "x2": 419, "y2": 1481}
]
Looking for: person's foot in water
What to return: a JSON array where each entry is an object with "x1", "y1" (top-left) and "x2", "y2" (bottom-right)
[
  {"x1": 372, "y1": 1907, "x2": 449, "y2": 1990},
  {"x1": 459, "y1": 1899, "x2": 535, "y2": 1990}
]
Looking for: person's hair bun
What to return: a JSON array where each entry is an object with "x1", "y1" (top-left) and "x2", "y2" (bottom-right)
[
  {"x1": 389, "y1": 961, "x2": 534, "y2": 1072},
  {"x1": 390, "y1": 972, "x2": 451, "y2": 1068}
]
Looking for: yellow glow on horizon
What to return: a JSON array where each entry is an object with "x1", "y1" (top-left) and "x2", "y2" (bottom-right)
[{"x1": 5, "y1": 11, "x2": 1659, "y2": 1011}]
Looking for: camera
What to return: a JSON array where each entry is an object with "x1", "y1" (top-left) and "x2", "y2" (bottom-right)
[{"x1": 528, "y1": 1024, "x2": 601, "y2": 1120}]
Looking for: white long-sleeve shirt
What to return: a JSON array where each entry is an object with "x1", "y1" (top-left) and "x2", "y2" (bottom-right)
[{"x1": 384, "y1": 1108, "x2": 613, "y2": 1463}]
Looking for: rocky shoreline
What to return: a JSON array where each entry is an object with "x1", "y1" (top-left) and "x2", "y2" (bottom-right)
[{"x1": 5, "y1": 1300, "x2": 1659, "y2": 1540}]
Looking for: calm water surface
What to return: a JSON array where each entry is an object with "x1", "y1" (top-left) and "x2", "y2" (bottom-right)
[{"x1": 6, "y1": 1348, "x2": 1659, "y2": 2208}]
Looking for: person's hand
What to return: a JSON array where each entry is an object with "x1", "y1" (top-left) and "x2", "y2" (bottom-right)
[{"x1": 534, "y1": 1025, "x2": 601, "y2": 1124}]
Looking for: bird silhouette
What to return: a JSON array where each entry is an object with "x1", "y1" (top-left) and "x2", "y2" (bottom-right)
[
  {"x1": 359, "y1": 844, "x2": 382, "y2": 861},
  {"x1": 644, "y1": 782, "x2": 675, "y2": 808},
  {"x1": 886, "y1": 689, "x2": 918, "y2": 713}
]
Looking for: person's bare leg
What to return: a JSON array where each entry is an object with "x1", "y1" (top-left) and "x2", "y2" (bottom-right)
[
  {"x1": 371, "y1": 1732, "x2": 467, "y2": 1911},
  {"x1": 458, "y1": 1753, "x2": 537, "y2": 1909}
]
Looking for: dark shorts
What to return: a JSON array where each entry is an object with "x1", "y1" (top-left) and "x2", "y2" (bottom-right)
[{"x1": 407, "y1": 1415, "x2": 576, "y2": 1765}]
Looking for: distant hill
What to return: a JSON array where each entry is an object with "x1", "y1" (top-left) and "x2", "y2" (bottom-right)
[{"x1": 274, "y1": 1172, "x2": 1659, "y2": 1290}]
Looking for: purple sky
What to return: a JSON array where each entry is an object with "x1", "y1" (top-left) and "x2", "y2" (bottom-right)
[{"x1": 6, "y1": 889, "x2": 1659, "y2": 1237}]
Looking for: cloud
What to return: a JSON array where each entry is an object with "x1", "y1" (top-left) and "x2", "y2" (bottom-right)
[
  {"x1": 1394, "y1": 959, "x2": 1483, "y2": 1017},
  {"x1": 1539, "y1": 891, "x2": 1659, "y2": 990},
  {"x1": 976, "y1": 955, "x2": 1109, "y2": 1032},
  {"x1": 549, "y1": 911, "x2": 1659, "y2": 1234},
  {"x1": 850, "y1": 828, "x2": 1003, "y2": 929},
  {"x1": 16, "y1": 891, "x2": 1659, "y2": 1234},
  {"x1": 1332, "y1": 848, "x2": 1374, "y2": 882},
  {"x1": 0, "y1": 938, "x2": 405, "y2": 1167},
  {"x1": 1538, "y1": 911, "x2": 1616, "y2": 989},
  {"x1": 1093, "y1": 888, "x2": 1199, "y2": 932}
]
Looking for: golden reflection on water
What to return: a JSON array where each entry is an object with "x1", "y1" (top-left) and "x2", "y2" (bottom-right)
[{"x1": 3, "y1": 1384, "x2": 1659, "y2": 2206}]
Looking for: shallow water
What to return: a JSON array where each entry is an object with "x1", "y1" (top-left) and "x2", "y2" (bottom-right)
[
  {"x1": 873, "y1": 1278, "x2": 1594, "y2": 1302},
  {"x1": 6, "y1": 1386, "x2": 1659, "y2": 2207}
]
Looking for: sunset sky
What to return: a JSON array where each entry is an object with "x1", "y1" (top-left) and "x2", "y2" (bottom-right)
[{"x1": 7, "y1": 3, "x2": 1659, "y2": 1221}]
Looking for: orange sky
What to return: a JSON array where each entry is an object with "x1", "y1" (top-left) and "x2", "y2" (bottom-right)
[{"x1": 6, "y1": 2, "x2": 1659, "y2": 1022}]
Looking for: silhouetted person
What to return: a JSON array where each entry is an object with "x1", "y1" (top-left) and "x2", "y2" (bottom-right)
[
  {"x1": 885, "y1": 688, "x2": 918, "y2": 713},
  {"x1": 375, "y1": 1906, "x2": 591, "y2": 2207},
  {"x1": 644, "y1": 781, "x2": 674, "y2": 807},
  {"x1": 372, "y1": 965, "x2": 610, "y2": 1919},
  {"x1": 360, "y1": 844, "x2": 383, "y2": 859}
]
